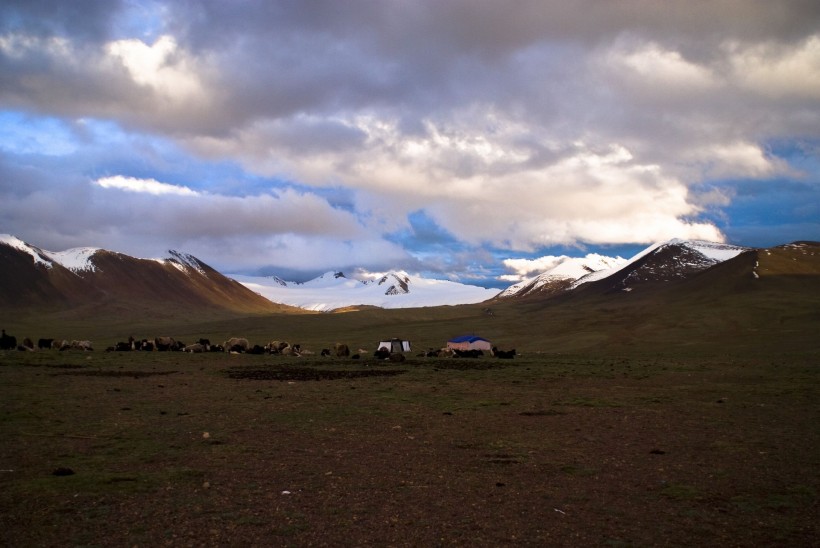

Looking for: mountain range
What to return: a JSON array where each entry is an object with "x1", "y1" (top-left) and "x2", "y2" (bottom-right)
[
  {"x1": 230, "y1": 270, "x2": 499, "y2": 311},
  {"x1": 1, "y1": 234, "x2": 818, "y2": 315}
]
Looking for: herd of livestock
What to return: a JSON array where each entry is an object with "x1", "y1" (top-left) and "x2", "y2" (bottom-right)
[{"x1": 0, "y1": 329, "x2": 516, "y2": 359}]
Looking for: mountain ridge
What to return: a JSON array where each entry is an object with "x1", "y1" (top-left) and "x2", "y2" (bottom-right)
[
  {"x1": 2, "y1": 234, "x2": 818, "y2": 316},
  {"x1": 0, "y1": 234, "x2": 297, "y2": 315}
]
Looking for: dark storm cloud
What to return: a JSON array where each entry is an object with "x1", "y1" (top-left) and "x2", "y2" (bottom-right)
[{"x1": 0, "y1": 0, "x2": 123, "y2": 43}]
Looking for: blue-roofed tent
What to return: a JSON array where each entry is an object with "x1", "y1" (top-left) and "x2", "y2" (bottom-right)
[{"x1": 446, "y1": 335, "x2": 492, "y2": 351}]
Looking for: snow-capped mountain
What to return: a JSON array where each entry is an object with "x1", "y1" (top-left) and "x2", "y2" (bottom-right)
[
  {"x1": 231, "y1": 270, "x2": 500, "y2": 311},
  {"x1": 499, "y1": 239, "x2": 750, "y2": 298},
  {"x1": 497, "y1": 254, "x2": 627, "y2": 298},
  {"x1": 569, "y1": 239, "x2": 749, "y2": 292},
  {"x1": 0, "y1": 234, "x2": 288, "y2": 313},
  {"x1": 0, "y1": 234, "x2": 101, "y2": 272}
]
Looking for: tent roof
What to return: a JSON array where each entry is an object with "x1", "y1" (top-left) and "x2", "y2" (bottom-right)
[{"x1": 448, "y1": 335, "x2": 490, "y2": 343}]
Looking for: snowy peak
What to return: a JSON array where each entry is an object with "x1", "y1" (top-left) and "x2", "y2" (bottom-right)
[
  {"x1": 498, "y1": 254, "x2": 626, "y2": 298},
  {"x1": 47, "y1": 247, "x2": 101, "y2": 272},
  {"x1": 0, "y1": 234, "x2": 55, "y2": 268},
  {"x1": 571, "y1": 239, "x2": 750, "y2": 292},
  {"x1": 0, "y1": 234, "x2": 101, "y2": 273},
  {"x1": 165, "y1": 250, "x2": 208, "y2": 276},
  {"x1": 377, "y1": 272, "x2": 410, "y2": 295},
  {"x1": 499, "y1": 239, "x2": 751, "y2": 299}
]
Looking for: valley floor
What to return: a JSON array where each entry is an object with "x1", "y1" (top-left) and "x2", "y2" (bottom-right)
[{"x1": 1, "y1": 350, "x2": 818, "y2": 546}]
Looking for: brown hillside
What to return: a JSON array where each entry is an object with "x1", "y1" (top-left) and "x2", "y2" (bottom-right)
[
  {"x1": 0, "y1": 244, "x2": 304, "y2": 317},
  {"x1": 0, "y1": 245, "x2": 100, "y2": 308}
]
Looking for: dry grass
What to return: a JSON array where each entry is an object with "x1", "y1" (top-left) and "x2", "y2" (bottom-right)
[
  {"x1": 1, "y1": 265, "x2": 818, "y2": 545},
  {"x1": 1, "y1": 348, "x2": 818, "y2": 546}
]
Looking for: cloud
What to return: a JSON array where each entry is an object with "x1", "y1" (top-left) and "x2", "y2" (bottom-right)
[
  {"x1": 95, "y1": 175, "x2": 199, "y2": 196},
  {"x1": 1, "y1": 1, "x2": 819, "y2": 281},
  {"x1": 502, "y1": 255, "x2": 576, "y2": 279},
  {"x1": 727, "y1": 35, "x2": 820, "y2": 100},
  {"x1": 106, "y1": 35, "x2": 205, "y2": 102}
]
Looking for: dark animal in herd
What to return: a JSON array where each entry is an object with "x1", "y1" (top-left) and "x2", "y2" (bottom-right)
[
  {"x1": 452, "y1": 349, "x2": 484, "y2": 358},
  {"x1": 491, "y1": 346, "x2": 516, "y2": 359},
  {"x1": 0, "y1": 329, "x2": 17, "y2": 350}
]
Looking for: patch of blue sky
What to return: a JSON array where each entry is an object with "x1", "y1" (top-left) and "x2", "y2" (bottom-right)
[
  {"x1": 0, "y1": 111, "x2": 78, "y2": 156},
  {"x1": 389, "y1": 210, "x2": 466, "y2": 251},
  {"x1": 767, "y1": 138, "x2": 820, "y2": 176},
  {"x1": 0, "y1": 113, "x2": 305, "y2": 197},
  {"x1": 701, "y1": 177, "x2": 820, "y2": 247}
]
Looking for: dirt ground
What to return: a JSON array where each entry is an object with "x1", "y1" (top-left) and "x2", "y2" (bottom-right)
[{"x1": 1, "y1": 350, "x2": 818, "y2": 546}]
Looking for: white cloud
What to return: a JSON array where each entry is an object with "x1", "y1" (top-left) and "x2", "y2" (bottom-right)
[
  {"x1": 502, "y1": 255, "x2": 574, "y2": 278},
  {"x1": 106, "y1": 35, "x2": 206, "y2": 102},
  {"x1": 95, "y1": 175, "x2": 199, "y2": 196},
  {"x1": 609, "y1": 40, "x2": 719, "y2": 93},
  {"x1": 727, "y1": 35, "x2": 820, "y2": 100}
]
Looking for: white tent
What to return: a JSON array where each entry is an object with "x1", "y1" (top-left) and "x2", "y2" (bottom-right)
[{"x1": 377, "y1": 338, "x2": 411, "y2": 353}]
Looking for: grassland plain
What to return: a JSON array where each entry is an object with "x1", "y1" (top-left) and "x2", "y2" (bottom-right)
[
  {"x1": 1, "y1": 261, "x2": 819, "y2": 546},
  {"x1": 1, "y1": 346, "x2": 818, "y2": 546}
]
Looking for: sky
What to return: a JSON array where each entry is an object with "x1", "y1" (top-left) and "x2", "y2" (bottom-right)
[{"x1": 1, "y1": 0, "x2": 818, "y2": 288}]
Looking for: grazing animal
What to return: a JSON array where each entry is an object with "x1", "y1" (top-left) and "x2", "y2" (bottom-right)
[
  {"x1": 184, "y1": 343, "x2": 205, "y2": 353},
  {"x1": 320, "y1": 349, "x2": 331, "y2": 357},
  {"x1": 154, "y1": 336, "x2": 176, "y2": 351},
  {"x1": 453, "y1": 349, "x2": 482, "y2": 358},
  {"x1": 0, "y1": 330, "x2": 17, "y2": 350},
  {"x1": 224, "y1": 337, "x2": 249, "y2": 353},
  {"x1": 114, "y1": 341, "x2": 133, "y2": 351},
  {"x1": 71, "y1": 340, "x2": 93, "y2": 351},
  {"x1": 374, "y1": 347, "x2": 390, "y2": 360},
  {"x1": 491, "y1": 346, "x2": 516, "y2": 359},
  {"x1": 334, "y1": 343, "x2": 350, "y2": 357},
  {"x1": 20, "y1": 337, "x2": 35, "y2": 351},
  {"x1": 247, "y1": 344, "x2": 267, "y2": 355},
  {"x1": 268, "y1": 341, "x2": 290, "y2": 354},
  {"x1": 38, "y1": 338, "x2": 54, "y2": 350},
  {"x1": 387, "y1": 352, "x2": 406, "y2": 363},
  {"x1": 139, "y1": 339, "x2": 155, "y2": 351}
]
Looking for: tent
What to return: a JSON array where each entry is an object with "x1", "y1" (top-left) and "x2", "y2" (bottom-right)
[
  {"x1": 447, "y1": 335, "x2": 492, "y2": 352},
  {"x1": 377, "y1": 338, "x2": 411, "y2": 353}
]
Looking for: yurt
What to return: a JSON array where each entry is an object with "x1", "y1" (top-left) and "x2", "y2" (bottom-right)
[{"x1": 446, "y1": 335, "x2": 492, "y2": 352}]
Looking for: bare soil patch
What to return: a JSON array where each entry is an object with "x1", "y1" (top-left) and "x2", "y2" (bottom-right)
[{"x1": 224, "y1": 365, "x2": 407, "y2": 381}]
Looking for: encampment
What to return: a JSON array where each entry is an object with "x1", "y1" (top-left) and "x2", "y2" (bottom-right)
[
  {"x1": 377, "y1": 338, "x2": 411, "y2": 353},
  {"x1": 446, "y1": 335, "x2": 492, "y2": 352}
]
